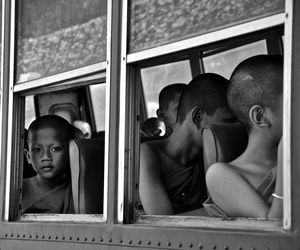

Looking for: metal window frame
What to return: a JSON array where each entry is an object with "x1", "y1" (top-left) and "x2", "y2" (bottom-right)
[
  {"x1": 120, "y1": 4, "x2": 292, "y2": 233},
  {"x1": 0, "y1": 0, "x2": 110, "y2": 223}
]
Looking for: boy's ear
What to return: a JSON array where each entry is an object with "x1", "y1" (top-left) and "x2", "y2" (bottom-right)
[
  {"x1": 24, "y1": 148, "x2": 32, "y2": 165},
  {"x1": 192, "y1": 107, "x2": 203, "y2": 126},
  {"x1": 249, "y1": 105, "x2": 270, "y2": 127}
]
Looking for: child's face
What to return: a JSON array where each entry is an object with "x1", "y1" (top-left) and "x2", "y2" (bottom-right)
[
  {"x1": 163, "y1": 93, "x2": 181, "y2": 130},
  {"x1": 25, "y1": 128, "x2": 69, "y2": 180}
]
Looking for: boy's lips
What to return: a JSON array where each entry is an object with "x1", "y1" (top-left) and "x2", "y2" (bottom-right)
[{"x1": 41, "y1": 165, "x2": 54, "y2": 170}]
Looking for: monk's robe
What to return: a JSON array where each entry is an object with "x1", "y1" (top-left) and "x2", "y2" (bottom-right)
[
  {"x1": 22, "y1": 182, "x2": 74, "y2": 214},
  {"x1": 163, "y1": 163, "x2": 207, "y2": 214},
  {"x1": 203, "y1": 167, "x2": 277, "y2": 217}
]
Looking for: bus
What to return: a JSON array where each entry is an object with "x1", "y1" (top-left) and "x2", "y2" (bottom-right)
[{"x1": 0, "y1": 0, "x2": 299, "y2": 249}]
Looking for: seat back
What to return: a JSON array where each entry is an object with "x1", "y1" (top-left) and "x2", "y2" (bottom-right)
[
  {"x1": 202, "y1": 123, "x2": 248, "y2": 174},
  {"x1": 69, "y1": 137, "x2": 105, "y2": 214}
]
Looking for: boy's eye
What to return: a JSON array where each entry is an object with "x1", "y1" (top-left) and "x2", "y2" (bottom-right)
[
  {"x1": 31, "y1": 148, "x2": 40, "y2": 153},
  {"x1": 51, "y1": 146, "x2": 62, "y2": 152}
]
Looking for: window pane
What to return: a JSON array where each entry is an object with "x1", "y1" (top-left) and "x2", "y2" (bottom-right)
[
  {"x1": 141, "y1": 60, "x2": 192, "y2": 118},
  {"x1": 129, "y1": 0, "x2": 284, "y2": 53},
  {"x1": 90, "y1": 83, "x2": 106, "y2": 132},
  {"x1": 25, "y1": 95, "x2": 36, "y2": 129},
  {"x1": 203, "y1": 40, "x2": 267, "y2": 79},
  {"x1": 16, "y1": 0, "x2": 107, "y2": 83}
]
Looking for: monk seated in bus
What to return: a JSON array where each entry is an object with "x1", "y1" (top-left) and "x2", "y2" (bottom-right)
[
  {"x1": 205, "y1": 55, "x2": 283, "y2": 219},
  {"x1": 22, "y1": 115, "x2": 74, "y2": 213},
  {"x1": 156, "y1": 83, "x2": 186, "y2": 137},
  {"x1": 139, "y1": 73, "x2": 236, "y2": 215}
]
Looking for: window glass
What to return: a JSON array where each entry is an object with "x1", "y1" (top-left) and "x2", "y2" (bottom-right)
[
  {"x1": 25, "y1": 95, "x2": 36, "y2": 129},
  {"x1": 129, "y1": 0, "x2": 284, "y2": 53},
  {"x1": 203, "y1": 40, "x2": 267, "y2": 79},
  {"x1": 141, "y1": 60, "x2": 192, "y2": 118},
  {"x1": 22, "y1": 85, "x2": 105, "y2": 216},
  {"x1": 89, "y1": 83, "x2": 106, "y2": 132},
  {"x1": 16, "y1": 0, "x2": 107, "y2": 83}
]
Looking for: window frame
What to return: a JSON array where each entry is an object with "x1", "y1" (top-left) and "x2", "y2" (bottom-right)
[
  {"x1": 0, "y1": 0, "x2": 110, "y2": 222},
  {"x1": 119, "y1": 0, "x2": 291, "y2": 233}
]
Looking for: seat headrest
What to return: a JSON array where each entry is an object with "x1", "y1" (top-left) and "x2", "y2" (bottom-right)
[
  {"x1": 202, "y1": 123, "x2": 248, "y2": 173},
  {"x1": 69, "y1": 137, "x2": 105, "y2": 214}
]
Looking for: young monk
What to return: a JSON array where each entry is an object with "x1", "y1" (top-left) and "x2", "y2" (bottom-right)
[
  {"x1": 205, "y1": 55, "x2": 283, "y2": 219},
  {"x1": 140, "y1": 73, "x2": 236, "y2": 215},
  {"x1": 156, "y1": 83, "x2": 186, "y2": 137},
  {"x1": 22, "y1": 115, "x2": 74, "y2": 213}
]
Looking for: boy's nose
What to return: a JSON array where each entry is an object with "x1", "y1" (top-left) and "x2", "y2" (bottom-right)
[{"x1": 41, "y1": 149, "x2": 51, "y2": 160}]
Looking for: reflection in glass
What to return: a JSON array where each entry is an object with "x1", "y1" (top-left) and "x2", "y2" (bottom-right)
[
  {"x1": 203, "y1": 40, "x2": 267, "y2": 79},
  {"x1": 17, "y1": 0, "x2": 107, "y2": 83},
  {"x1": 129, "y1": 0, "x2": 284, "y2": 52},
  {"x1": 141, "y1": 60, "x2": 192, "y2": 118}
]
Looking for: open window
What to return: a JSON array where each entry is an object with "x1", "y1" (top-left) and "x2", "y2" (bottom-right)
[
  {"x1": 4, "y1": 0, "x2": 108, "y2": 222},
  {"x1": 120, "y1": 0, "x2": 289, "y2": 233}
]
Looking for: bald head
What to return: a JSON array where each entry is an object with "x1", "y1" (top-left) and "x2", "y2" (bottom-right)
[
  {"x1": 228, "y1": 55, "x2": 283, "y2": 129},
  {"x1": 27, "y1": 115, "x2": 74, "y2": 143},
  {"x1": 177, "y1": 73, "x2": 229, "y2": 124}
]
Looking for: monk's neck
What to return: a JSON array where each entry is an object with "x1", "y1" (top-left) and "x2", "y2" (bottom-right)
[
  {"x1": 236, "y1": 132, "x2": 279, "y2": 170},
  {"x1": 35, "y1": 175, "x2": 65, "y2": 192},
  {"x1": 165, "y1": 128, "x2": 202, "y2": 166}
]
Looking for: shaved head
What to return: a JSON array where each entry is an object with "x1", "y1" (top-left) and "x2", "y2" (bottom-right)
[{"x1": 228, "y1": 55, "x2": 283, "y2": 129}]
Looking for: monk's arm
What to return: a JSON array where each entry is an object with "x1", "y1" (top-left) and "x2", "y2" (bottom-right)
[
  {"x1": 139, "y1": 143, "x2": 174, "y2": 215},
  {"x1": 206, "y1": 161, "x2": 282, "y2": 219}
]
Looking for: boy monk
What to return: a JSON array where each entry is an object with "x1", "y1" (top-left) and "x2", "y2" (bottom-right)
[
  {"x1": 140, "y1": 73, "x2": 235, "y2": 215},
  {"x1": 22, "y1": 115, "x2": 74, "y2": 213},
  {"x1": 205, "y1": 55, "x2": 283, "y2": 218}
]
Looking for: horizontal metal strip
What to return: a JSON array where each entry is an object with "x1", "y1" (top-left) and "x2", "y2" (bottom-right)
[{"x1": 13, "y1": 62, "x2": 107, "y2": 93}]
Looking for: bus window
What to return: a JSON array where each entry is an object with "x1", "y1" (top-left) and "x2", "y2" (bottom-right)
[
  {"x1": 141, "y1": 60, "x2": 192, "y2": 118},
  {"x1": 21, "y1": 83, "x2": 105, "y2": 219},
  {"x1": 89, "y1": 83, "x2": 106, "y2": 132},
  {"x1": 203, "y1": 40, "x2": 267, "y2": 79},
  {"x1": 16, "y1": 0, "x2": 107, "y2": 83},
  {"x1": 137, "y1": 35, "x2": 283, "y2": 220}
]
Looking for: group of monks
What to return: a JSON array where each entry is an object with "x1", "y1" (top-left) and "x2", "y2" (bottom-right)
[
  {"x1": 140, "y1": 55, "x2": 283, "y2": 219},
  {"x1": 21, "y1": 55, "x2": 283, "y2": 219}
]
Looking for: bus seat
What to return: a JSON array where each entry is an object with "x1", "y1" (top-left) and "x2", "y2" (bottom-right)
[
  {"x1": 202, "y1": 123, "x2": 248, "y2": 174},
  {"x1": 69, "y1": 137, "x2": 105, "y2": 214}
]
